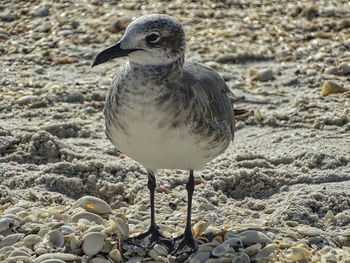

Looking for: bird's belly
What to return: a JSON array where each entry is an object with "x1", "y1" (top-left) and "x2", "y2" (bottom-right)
[{"x1": 107, "y1": 104, "x2": 225, "y2": 170}]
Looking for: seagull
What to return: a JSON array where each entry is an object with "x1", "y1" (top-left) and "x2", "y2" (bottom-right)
[{"x1": 92, "y1": 14, "x2": 235, "y2": 259}]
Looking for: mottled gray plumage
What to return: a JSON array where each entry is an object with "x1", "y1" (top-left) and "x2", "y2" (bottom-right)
[{"x1": 93, "y1": 14, "x2": 236, "y2": 258}]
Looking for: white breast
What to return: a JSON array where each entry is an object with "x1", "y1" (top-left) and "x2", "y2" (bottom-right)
[{"x1": 107, "y1": 93, "x2": 225, "y2": 170}]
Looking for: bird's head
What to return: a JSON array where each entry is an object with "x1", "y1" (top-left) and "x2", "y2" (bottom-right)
[{"x1": 92, "y1": 14, "x2": 185, "y2": 67}]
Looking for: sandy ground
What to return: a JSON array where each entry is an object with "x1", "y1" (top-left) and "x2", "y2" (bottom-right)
[{"x1": 1, "y1": 0, "x2": 350, "y2": 262}]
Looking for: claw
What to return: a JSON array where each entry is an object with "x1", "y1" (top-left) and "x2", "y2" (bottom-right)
[
  {"x1": 170, "y1": 233, "x2": 198, "y2": 259},
  {"x1": 123, "y1": 226, "x2": 173, "y2": 252}
]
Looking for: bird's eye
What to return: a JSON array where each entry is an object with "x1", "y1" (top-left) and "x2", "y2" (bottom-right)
[{"x1": 146, "y1": 33, "x2": 160, "y2": 43}]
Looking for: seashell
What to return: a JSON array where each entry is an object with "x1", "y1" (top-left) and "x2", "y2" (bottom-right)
[
  {"x1": 85, "y1": 225, "x2": 105, "y2": 234},
  {"x1": 3, "y1": 256, "x2": 34, "y2": 263},
  {"x1": 71, "y1": 211, "x2": 104, "y2": 224},
  {"x1": 125, "y1": 256, "x2": 144, "y2": 263},
  {"x1": 8, "y1": 250, "x2": 31, "y2": 257},
  {"x1": 286, "y1": 246, "x2": 312, "y2": 260},
  {"x1": 0, "y1": 233, "x2": 25, "y2": 249},
  {"x1": 198, "y1": 244, "x2": 214, "y2": 253},
  {"x1": 0, "y1": 246, "x2": 15, "y2": 260},
  {"x1": 339, "y1": 63, "x2": 350, "y2": 75},
  {"x1": 48, "y1": 229, "x2": 64, "y2": 248},
  {"x1": 155, "y1": 255, "x2": 168, "y2": 262},
  {"x1": 254, "y1": 244, "x2": 276, "y2": 261},
  {"x1": 250, "y1": 68, "x2": 274, "y2": 82},
  {"x1": 296, "y1": 225, "x2": 325, "y2": 236},
  {"x1": 245, "y1": 243, "x2": 261, "y2": 256},
  {"x1": 81, "y1": 232, "x2": 105, "y2": 256},
  {"x1": 60, "y1": 225, "x2": 75, "y2": 235},
  {"x1": 232, "y1": 252, "x2": 250, "y2": 263},
  {"x1": 23, "y1": 234, "x2": 42, "y2": 246},
  {"x1": 191, "y1": 251, "x2": 210, "y2": 263},
  {"x1": 255, "y1": 109, "x2": 262, "y2": 121},
  {"x1": 0, "y1": 218, "x2": 11, "y2": 233},
  {"x1": 110, "y1": 216, "x2": 129, "y2": 238},
  {"x1": 115, "y1": 213, "x2": 128, "y2": 223},
  {"x1": 223, "y1": 237, "x2": 243, "y2": 248},
  {"x1": 224, "y1": 231, "x2": 241, "y2": 240},
  {"x1": 109, "y1": 248, "x2": 123, "y2": 262},
  {"x1": 91, "y1": 258, "x2": 111, "y2": 263},
  {"x1": 324, "y1": 210, "x2": 335, "y2": 220},
  {"x1": 38, "y1": 210, "x2": 51, "y2": 218},
  {"x1": 154, "y1": 244, "x2": 168, "y2": 256},
  {"x1": 212, "y1": 243, "x2": 230, "y2": 257},
  {"x1": 36, "y1": 253, "x2": 81, "y2": 262},
  {"x1": 193, "y1": 221, "x2": 210, "y2": 238},
  {"x1": 37, "y1": 227, "x2": 50, "y2": 237},
  {"x1": 41, "y1": 260, "x2": 66, "y2": 263},
  {"x1": 35, "y1": 246, "x2": 48, "y2": 255},
  {"x1": 69, "y1": 235, "x2": 81, "y2": 250},
  {"x1": 100, "y1": 239, "x2": 113, "y2": 253},
  {"x1": 76, "y1": 218, "x2": 92, "y2": 232},
  {"x1": 321, "y1": 81, "x2": 347, "y2": 96},
  {"x1": 62, "y1": 213, "x2": 71, "y2": 224},
  {"x1": 239, "y1": 230, "x2": 272, "y2": 246},
  {"x1": 74, "y1": 196, "x2": 112, "y2": 215}
]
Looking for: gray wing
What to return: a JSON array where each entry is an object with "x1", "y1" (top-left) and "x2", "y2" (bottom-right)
[{"x1": 182, "y1": 61, "x2": 235, "y2": 140}]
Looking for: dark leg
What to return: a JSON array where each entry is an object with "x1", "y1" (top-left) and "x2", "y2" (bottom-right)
[
  {"x1": 123, "y1": 170, "x2": 172, "y2": 252},
  {"x1": 170, "y1": 170, "x2": 198, "y2": 258}
]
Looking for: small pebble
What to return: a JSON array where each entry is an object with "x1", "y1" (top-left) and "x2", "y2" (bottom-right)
[
  {"x1": 339, "y1": 62, "x2": 350, "y2": 75},
  {"x1": 0, "y1": 218, "x2": 11, "y2": 232},
  {"x1": 286, "y1": 246, "x2": 312, "y2": 261},
  {"x1": 126, "y1": 256, "x2": 144, "y2": 263},
  {"x1": 250, "y1": 69, "x2": 274, "y2": 82},
  {"x1": 239, "y1": 230, "x2": 272, "y2": 246},
  {"x1": 109, "y1": 249, "x2": 122, "y2": 262},
  {"x1": 32, "y1": 5, "x2": 50, "y2": 17},
  {"x1": 107, "y1": 16, "x2": 132, "y2": 33},
  {"x1": 16, "y1": 95, "x2": 38, "y2": 105},
  {"x1": 65, "y1": 91, "x2": 85, "y2": 103},
  {"x1": 282, "y1": 77, "x2": 299, "y2": 86},
  {"x1": 324, "y1": 66, "x2": 338, "y2": 75},
  {"x1": 321, "y1": 81, "x2": 347, "y2": 96},
  {"x1": 212, "y1": 243, "x2": 230, "y2": 257}
]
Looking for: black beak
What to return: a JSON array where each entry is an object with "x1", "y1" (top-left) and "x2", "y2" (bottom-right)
[{"x1": 92, "y1": 42, "x2": 139, "y2": 67}]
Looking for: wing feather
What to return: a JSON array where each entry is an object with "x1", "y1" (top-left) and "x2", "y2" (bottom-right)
[{"x1": 183, "y1": 62, "x2": 235, "y2": 140}]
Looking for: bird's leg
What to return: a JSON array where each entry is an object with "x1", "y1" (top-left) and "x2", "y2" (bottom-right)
[
  {"x1": 170, "y1": 170, "x2": 198, "y2": 258},
  {"x1": 123, "y1": 171, "x2": 173, "y2": 252}
]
